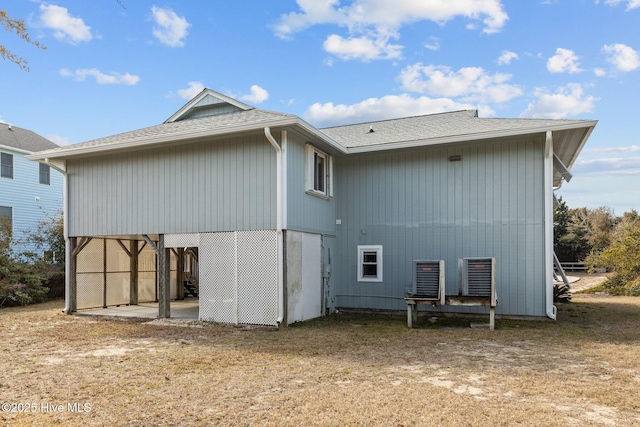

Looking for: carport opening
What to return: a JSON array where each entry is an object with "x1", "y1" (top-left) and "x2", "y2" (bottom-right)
[{"x1": 73, "y1": 236, "x2": 199, "y2": 319}]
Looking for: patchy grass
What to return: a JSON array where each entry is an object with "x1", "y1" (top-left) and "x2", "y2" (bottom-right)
[{"x1": 1, "y1": 296, "x2": 640, "y2": 426}]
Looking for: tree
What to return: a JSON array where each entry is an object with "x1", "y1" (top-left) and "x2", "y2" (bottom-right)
[{"x1": 1, "y1": 9, "x2": 46, "y2": 71}]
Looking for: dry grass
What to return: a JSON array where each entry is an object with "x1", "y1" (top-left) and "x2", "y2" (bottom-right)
[{"x1": 1, "y1": 293, "x2": 639, "y2": 426}]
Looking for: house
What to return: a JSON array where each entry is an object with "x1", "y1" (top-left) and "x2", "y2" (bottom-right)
[
  {"x1": 0, "y1": 123, "x2": 63, "y2": 258},
  {"x1": 27, "y1": 89, "x2": 596, "y2": 325}
]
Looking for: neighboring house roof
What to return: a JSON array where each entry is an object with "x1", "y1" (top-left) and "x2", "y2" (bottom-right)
[{"x1": 0, "y1": 123, "x2": 59, "y2": 153}]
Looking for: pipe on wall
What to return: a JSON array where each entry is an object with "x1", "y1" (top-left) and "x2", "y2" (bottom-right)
[
  {"x1": 264, "y1": 127, "x2": 285, "y2": 325},
  {"x1": 44, "y1": 158, "x2": 71, "y2": 314},
  {"x1": 544, "y1": 131, "x2": 557, "y2": 320}
]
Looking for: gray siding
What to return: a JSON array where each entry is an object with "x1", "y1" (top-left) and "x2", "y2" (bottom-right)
[
  {"x1": 285, "y1": 133, "x2": 337, "y2": 235},
  {"x1": 333, "y1": 135, "x2": 547, "y2": 317},
  {"x1": 68, "y1": 134, "x2": 276, "y2": 236}
]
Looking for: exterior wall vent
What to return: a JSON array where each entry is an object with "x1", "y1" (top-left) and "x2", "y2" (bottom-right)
[{"x1": 411, "y1": 260, "x2": 445, "y2": 305}]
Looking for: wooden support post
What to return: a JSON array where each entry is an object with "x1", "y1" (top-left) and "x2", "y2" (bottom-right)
[
  {"x1": 490, "y1": 307, "x2": 495, "y2": 331},
  {"x1": 158, "y1": 235, "x2": 171, "y2": 318},
  {"x1": 130, "y1": 240, "x2": 139, "y2": 305},
  {"x1": 406, "y1": 302, "x2": 413, "y2": 328},
  {"x1": 102, "y1": 238, "x2": 107, "y2": 308}
]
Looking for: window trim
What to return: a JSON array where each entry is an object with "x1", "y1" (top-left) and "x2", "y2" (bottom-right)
[
  {"x1": 39, "y1": 162, "x2": 51, "y2": 185},
  {"x1": 1, "y1": 152, "x2": 14, "y2": 179},
  {"x1": 357, "y1": 245, "x2": 383, "y2": 282},
  {"x1": 305, "y1": 144, "x2": 333, "y2": 199}
]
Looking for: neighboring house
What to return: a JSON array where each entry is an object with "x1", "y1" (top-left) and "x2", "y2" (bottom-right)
[
  {"x1": 0, "y1": 123, "x2": 63, "y2": 258},
  {"x1": 27, "y1": 89, "x2": 596, "y2": 325}
]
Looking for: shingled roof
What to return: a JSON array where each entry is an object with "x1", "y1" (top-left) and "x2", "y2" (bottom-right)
[
  {"x1": 0, "y1": 123, "x2": 59, "y2": 153},
  {"x1": 320, "y1": 110, "x2": 596, "y2": 149}
]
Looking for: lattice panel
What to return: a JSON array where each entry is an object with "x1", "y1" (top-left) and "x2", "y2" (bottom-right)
[
  {"x1": 237, "y1": 230, "x2": 278, "y2": 326},
  {"x1": 106, "y1": 272, "x2": 130, "y2": 306},
  {"x1": 138, "y1": 244, "x2": 157, "y2": 302},
  {"x1": 164, "y1": 233, "x2": 200, "y2": 248},
  {"x1": 76, "y1": 238, "x2": 105, "y2": 309},
  {"x1": 199, "y1": 232, "x2": 237, "y2": 324}
]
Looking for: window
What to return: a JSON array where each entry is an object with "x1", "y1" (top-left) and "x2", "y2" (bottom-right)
[
  {"x1": 357, "y1": 245, "x2": 383, "y2": 282},
  {"x1": 39, "y1": 163, "x2": 50, "y2": 185},
  {"x1": 306, "y1": 144, "x2": 332, "y2": 198},
  {"x1": 0, "y1": 206, "x2": 12, "y2": 235},
  {"x1": 1, "y1": 153, "x2": 13, "y2": 179}
]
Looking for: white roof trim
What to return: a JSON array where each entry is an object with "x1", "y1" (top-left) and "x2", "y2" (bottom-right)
[
  {"x1": 164, "y1": 89, "x2": 254, "y2": 123},
  {"x1": 0, "y1": 143, "x2": 34, "y2": 155}
]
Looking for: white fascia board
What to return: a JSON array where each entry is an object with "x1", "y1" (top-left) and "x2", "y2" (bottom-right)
[
  {"x1": 346, "y1": 121, "x2": 598, "y2": 154},
  {"x1": 26, "y1": 117, "x2": 348, "y2": 161},
  {"x1": 0, "y1": 144, "x2": 34, "y2": 155}
]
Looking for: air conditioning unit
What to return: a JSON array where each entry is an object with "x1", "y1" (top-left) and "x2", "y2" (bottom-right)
[
  {"x1": 458, "y1": 257, "x2": 497, "y2": 306},
  {"x1": 411, "y1": 260, "x2": 445, "y2": 305}
]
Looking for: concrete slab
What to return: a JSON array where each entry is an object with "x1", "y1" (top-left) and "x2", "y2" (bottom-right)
[{"x1": 76, "y1": 299, "x2": 199, "y2": 320}]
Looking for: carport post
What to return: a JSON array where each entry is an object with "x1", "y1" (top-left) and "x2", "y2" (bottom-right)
[
  {"x1": 130, "y1": 240, "x2": 139, "y2": 305},
  {"x1": 158, "y1": 235, "x2": 171, "y2": 318}
]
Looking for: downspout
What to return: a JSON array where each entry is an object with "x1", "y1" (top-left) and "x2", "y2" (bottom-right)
[
  {"x1": 45, "y1": 159, "x2": 71, "y2": 314},
  {"x1": 264, "y1": 127, "x2": 285, "y2": 325},
  {"x1": 544, "y1": 132, "x2": 557, "y2": 320}
]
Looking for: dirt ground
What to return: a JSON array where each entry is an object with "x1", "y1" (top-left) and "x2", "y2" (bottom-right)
[{"x1": 1, "y1": 280, "x2": 639, "y2": 426}]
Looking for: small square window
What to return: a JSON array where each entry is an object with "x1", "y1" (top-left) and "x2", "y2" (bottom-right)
[
  {"x1": 306, "y1": 144, "x2": 332, "y2": 198},
  {"x1": 1, "y1": 153, "x2": 13, "y2": 179},
  {"x1": 39, "y1": 163, "x2": 51, "y2": 185},
  {"x1": 357, "y1": 245, "x2": 383, "y2": 282}
]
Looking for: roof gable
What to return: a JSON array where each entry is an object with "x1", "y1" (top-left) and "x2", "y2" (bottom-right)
[{"x1": 165, "y1": 89, "x2": 254, "y2": 123}]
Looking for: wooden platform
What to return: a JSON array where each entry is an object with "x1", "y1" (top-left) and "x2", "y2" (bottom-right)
[{"x1": 405, "y1": 295, "x2": 497, "y2": 330}]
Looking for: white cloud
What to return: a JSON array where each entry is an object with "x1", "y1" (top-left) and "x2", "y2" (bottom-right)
[
  {"x1": 594, "y1": 68, "x2": 607, "y2": 77},
  {"x1": 240, "y1": 85, "x2": 269, "y2": 104},
  {"x1": 572, "y1": 156, "x2": 640, "y2": 174},
  {"x1": 603, "y1": 0, "x2": 640, "y2": 11},
  {"x1": 398, "y1": 63, "x2": 522, "y2": 104},
  {"x1": 60, "y1": 68, "x2": 140, "y2": 85},
  {"x1": 39, "y1": 4, "x2": 92, "y2": 44},
  {"x1": 151, "y1": 6, "x2": 191, "y2": 47},
  {"x1": 521, "y1": 83, "x2": 597, "y2": 119},
  {"x1": 424, "y1": 36, "x2": 440, "y2": 51},
  {"x1": 323, "y1": 34, "x2": 402, "y2": 61},
  {"x1": 305, "y1": 93, "x2": 478, "y2": 127},
  {"x1": 47, "y1": 134, "x2": 73, "y2": 146},
  {"x1": 176, "y1": 81, "x2": 205, "y2": 100},
  {"x1": 497, "y1": 50, "x2": 518, "y2": 65},
  {"x1": 547, "y1": 48, "x2": 582, "y2": 74},
  {"x1": 603, "y1": 43, "x2": 640, "y2": 72},
  {"x1": 274, "y1": 0, "x2": 508, "y2": 60},
  {"x1": 584, "y1": 145, "x2": 640, "y2": 154}
]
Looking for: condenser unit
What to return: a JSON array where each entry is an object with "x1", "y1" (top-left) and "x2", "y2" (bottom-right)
[
  {"x1": 458, "y1": 257, "x2": 497, "y2": 305},
  {"x1": 411, "y1": 260, "x2": 445, "y2": 305}
]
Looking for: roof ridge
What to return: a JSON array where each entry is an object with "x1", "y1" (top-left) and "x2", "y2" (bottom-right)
[{"x1": 319, "y1": 109, "x2": 478, "y2": 130}]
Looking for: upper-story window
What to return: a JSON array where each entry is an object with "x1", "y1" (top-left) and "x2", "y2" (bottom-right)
[
  {"x1": 1, "y1": 153, "x2": 13, "y2": 179},
  {"x1": 39, "y1": 163, "x2": 50, "y2": 185},
  {"x1": 306, "y1": 144, "x2": 332, "y2": 198}
]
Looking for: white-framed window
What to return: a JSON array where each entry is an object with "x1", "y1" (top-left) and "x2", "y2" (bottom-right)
[
  {"x1": 306, "y1": 144, "x2": 332, "y2": 198},
  {"x1": 39, "y1": 163, "x2": 51, "y2": 185},
  {"x1": 1, "y1": 153, "x2": 13, "y2": 179},
  {"x1": 357, "y1": 245, "x2": 383, "y2": 282}
]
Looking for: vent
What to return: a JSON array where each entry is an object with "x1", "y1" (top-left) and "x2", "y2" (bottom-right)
[
  {"x1": 458, "y1": 257, "x2": 496, "y2": 301},
  {"x1": 411, "y1": 260, "x2": 445, "y2": 304}
]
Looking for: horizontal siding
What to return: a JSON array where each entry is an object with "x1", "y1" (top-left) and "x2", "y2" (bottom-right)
[
  {"x1": 0, "y1": 149, "x2": 63, "y2": 254},
  {"x1": 333, "y1": 135, "x2": 547, "y2": 317},
  {"x1": 68, "y1": 134, "x2": 276, "y2": 236}
]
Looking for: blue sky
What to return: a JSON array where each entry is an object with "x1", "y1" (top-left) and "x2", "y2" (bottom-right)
[{"x1": 2, "y1": 0, "x2": 639, "y2": 214}]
